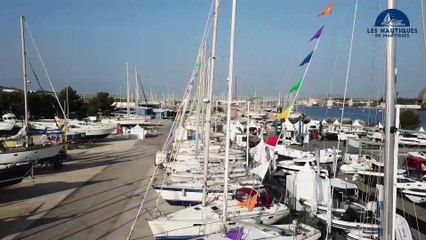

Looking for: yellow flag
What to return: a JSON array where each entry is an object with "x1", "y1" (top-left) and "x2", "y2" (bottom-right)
[{"x1": 277, "y1": 105, "x2": 293, "y2": 120}]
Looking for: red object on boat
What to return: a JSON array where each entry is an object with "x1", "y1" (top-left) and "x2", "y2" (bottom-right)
[
  {"x1": 234, "y1": 187, "x2": 272, "y2": 209},
  {"x1": 265, "y1": 135, "x2": 280, "y2": 146},
  {"x1": 404, "y1": 156, "x2": 426, "y2": 172},
  {"x1": 309, "y1": 131, "x2": 320, "y2": 139}
]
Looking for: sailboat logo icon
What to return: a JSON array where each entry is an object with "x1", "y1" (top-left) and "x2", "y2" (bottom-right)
[
  {"x1": 374, "y1": 9, "x2": 410, "y2": 28},
  {"x1": 368, "y1": 8, "x2": 417, "y2": 38}
]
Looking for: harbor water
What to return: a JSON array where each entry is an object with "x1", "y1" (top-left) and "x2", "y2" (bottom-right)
[{"x1": 296, "y1": 105, "x2": 426, "y2": 128}]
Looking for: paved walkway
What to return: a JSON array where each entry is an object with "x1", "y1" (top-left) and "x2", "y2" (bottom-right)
[{"x1": 0, "y1": 122, "x2": 173, "y2": 240}]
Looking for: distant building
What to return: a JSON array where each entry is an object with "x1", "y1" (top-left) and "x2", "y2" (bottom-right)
[
  {"x1": 418, "y1": 87, "x2": 426, "y2": 105},
  {"x1": 2, "y1": 88, "x2": 18, "y2": 93},
  {"x1": 326, "y1": 98, "x2": 334, "y2": 107},
  {"x1": 347, "y1": 98, "x2": 353, "y2": 107}
]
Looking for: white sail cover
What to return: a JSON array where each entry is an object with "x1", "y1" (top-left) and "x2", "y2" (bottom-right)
[
  {"x1": 249, "y1": 139, "x2": 274, "y2": 179},
  {"x1": 395, "y1": 214, "x2": 413, "y2": 240},
  {"x1": 0, "y1": 126, "x2": 26, "y2": 141},
  {"x1": 289, "y1": 163, "x2": 315, "y2": 203}
]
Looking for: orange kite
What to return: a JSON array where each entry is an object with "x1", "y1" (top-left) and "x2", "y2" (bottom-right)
[{"x1": 318, "y1": 1, "x2": 334, "y2": 16}]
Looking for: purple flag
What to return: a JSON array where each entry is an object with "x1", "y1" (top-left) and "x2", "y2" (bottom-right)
[
  {"x1": 309, "y1": 25, "x2": 325, "y2": 42},
  {"x1": 299, "y1": 51, "x2": 314, "y2": 67},
  {"x1": 227, "y1": 227, "x2": 244, "y2": 240}
]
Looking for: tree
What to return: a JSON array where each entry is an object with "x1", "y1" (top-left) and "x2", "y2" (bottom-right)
[
  {"x1": 87, "y1": 92, "x2": 114, "y2": 116},
  {"x1": 400, "y1": 110, "x2": 421, "y2": 130},
  {"x1": 58, "y1": 87, "x2": 86, "y2": 118},
  {"x1": 0, "y1": 91, "x2": 24, "y2": 118},
  {"x1": 28, "y1": 92, "x2": 58, "y2": 119},
  {"x1": 0, "y1": 91, "x2": 59, "y2": 119}
]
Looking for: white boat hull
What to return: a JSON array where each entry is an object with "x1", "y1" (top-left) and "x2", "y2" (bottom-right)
[{"x1": 148, "y1": 203, "x2": 289, "y2": 238}]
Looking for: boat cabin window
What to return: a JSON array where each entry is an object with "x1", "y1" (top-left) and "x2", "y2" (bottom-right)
[{"x1": 210, "y1": 206, "x2": 219, "y2": 211}]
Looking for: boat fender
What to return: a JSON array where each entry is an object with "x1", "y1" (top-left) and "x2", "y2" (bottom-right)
[{"x1": 181, "y1": 188, "x2": 186, "y2": 196}]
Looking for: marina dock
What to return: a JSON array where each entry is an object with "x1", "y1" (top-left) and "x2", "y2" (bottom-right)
[{"x1": 0, "y1": 120, "x2": 172, "y2": 240}]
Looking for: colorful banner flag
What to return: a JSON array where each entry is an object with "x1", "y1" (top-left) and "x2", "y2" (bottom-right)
[
  {"x1": 276, "y1": 105, "x2": 293, "y2": 120},
  {"x1": 289, "y1": 77, "x2": 303, "y2": 93},
  {"x1": 299, "y1": 51, "x2": 313, "y2": 67},
  {"x1": 309, "y1": 25, "x2": 325, "y2": 42},
  {"x1": 239, "y1": 194, "x2": 258, "y2": 211},
  {"x1": 318, "y1": 2, "x2": 334, "y2": 16}
]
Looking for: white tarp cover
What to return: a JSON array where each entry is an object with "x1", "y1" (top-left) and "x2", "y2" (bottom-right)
[
  {"x1": 293, "y1": 163, "x2": 316, "y2": 202},
  {"x1": 130, "y1": 125, "x2": 145, "y2": 139},
  {"x1": 395, "y1": 214, "x2": 414, "y2": 240},
  {"x1": 285, "y1": 162, "x2": 330, "y2": 210},
  {"x1": 249, "y1": 139, "x2": 274, "y2": 179},
  {"x1": 330, "y1": 178, "x2": 358, "y2": 190}
]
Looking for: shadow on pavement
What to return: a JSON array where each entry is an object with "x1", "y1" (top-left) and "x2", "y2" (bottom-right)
[{"x1": 0, "y1": 179, "x2": 111, "y2": 204}]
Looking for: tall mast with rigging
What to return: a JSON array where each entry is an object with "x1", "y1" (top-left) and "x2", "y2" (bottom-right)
[
  {"x1": 20, "y1": 16, "x2": 29, "y2": 144},
  {"x1": 222, "y1": 0, "x2": 237, "y2": 229},
  {"x1": 126, "y1": 62, "x2": 130, "y2": 118},
  {"x1": 202, "y1": 0, "x2": 220, "y2": 207},
  {"x1": 383, "y1": 0, "x2": 397, "y2": 239}
]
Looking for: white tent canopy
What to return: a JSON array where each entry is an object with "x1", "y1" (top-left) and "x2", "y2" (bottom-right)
[
  {"x1": 332, "y1": 119, "x2": 340, "y2": 126},
  {"x1": 415, "y1": 126, "x2": 425, "y2": 132},
  {"x1": 352, "y1": 119, "x2": 363, "y2": 127},
  {"x1": 376, "y1": 122, "x2": 384, "y2": 129}
]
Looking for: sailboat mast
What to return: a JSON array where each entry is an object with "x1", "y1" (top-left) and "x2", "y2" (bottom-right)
[
  {"x1": 195, "y1": 45, "x2": 203, "y2": 155},
  {"x1": 202, "y1": 0, "x2": 220, "y2": 207},
  {"x1": 66, "y1": 82, "x2": 69, "y2": 118},
  {"x1": 135, "y1": 66, "x2": 139, "y2": 108},
  {"x1": 222, "y1": 0, "x2": 237, "y2": 228},
  {"x1": 126, "y1": 62, "x2": 130, "y2": 118},
  {"x1": 383, "y1": 0, "x2": 397, "y2": 239},
  {"x1": 20, "y1": 16, "x2": 29, "y2": 141},
  {"x1": 246, "y1": 101, "x2": 250, "y2": 166}
]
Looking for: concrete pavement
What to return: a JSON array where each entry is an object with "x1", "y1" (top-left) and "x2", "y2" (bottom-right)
[{"x1": 0, "y1": 121, "x2": 174, "y2": 240}]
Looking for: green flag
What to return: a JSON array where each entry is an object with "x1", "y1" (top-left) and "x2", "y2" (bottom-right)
[{"x1": 289, "y1": 77, "x2": 303, "y2": 93}]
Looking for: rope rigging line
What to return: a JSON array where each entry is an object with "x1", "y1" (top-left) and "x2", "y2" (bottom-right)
[
  {"x1": 420, "y1": 0, "x2": 426, "y2": 55},
  {"x1": 24, "y1": 22, "x2": 67, "y2": 122},
  {"x1": 28, "y1": 60, "x2": 61, "y2": 127},
  {"x1": 337, "y1": 0, "x2": 358, "y2": 151},
  {"x1": 28, "y1": 61, "x2": 43, "y2": 91},
  {"x1": 126, "y1": 1, "x2": 217, "y2": 239},
  {"x1": 324, "y1": 0, "x2": 349, "y2": 119},
  {"x1": 136, "y1": 71, "x2": 149, "y2": 106}
]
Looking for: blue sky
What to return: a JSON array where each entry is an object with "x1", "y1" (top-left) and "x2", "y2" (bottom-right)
[{"x1": 0, "y1": 0, "x2": 425, "y2": 98}]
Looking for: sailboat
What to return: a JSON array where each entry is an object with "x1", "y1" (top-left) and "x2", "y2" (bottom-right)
[
  {"x1": 381, "y1": 12, "x2": 405, "y2": 27},
  {"x1": 0, "y1": 16, "x2": 65, "y2": 186},
  {"x1": 147, "y1": 1, "x2": 303, "y2": 238}
]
